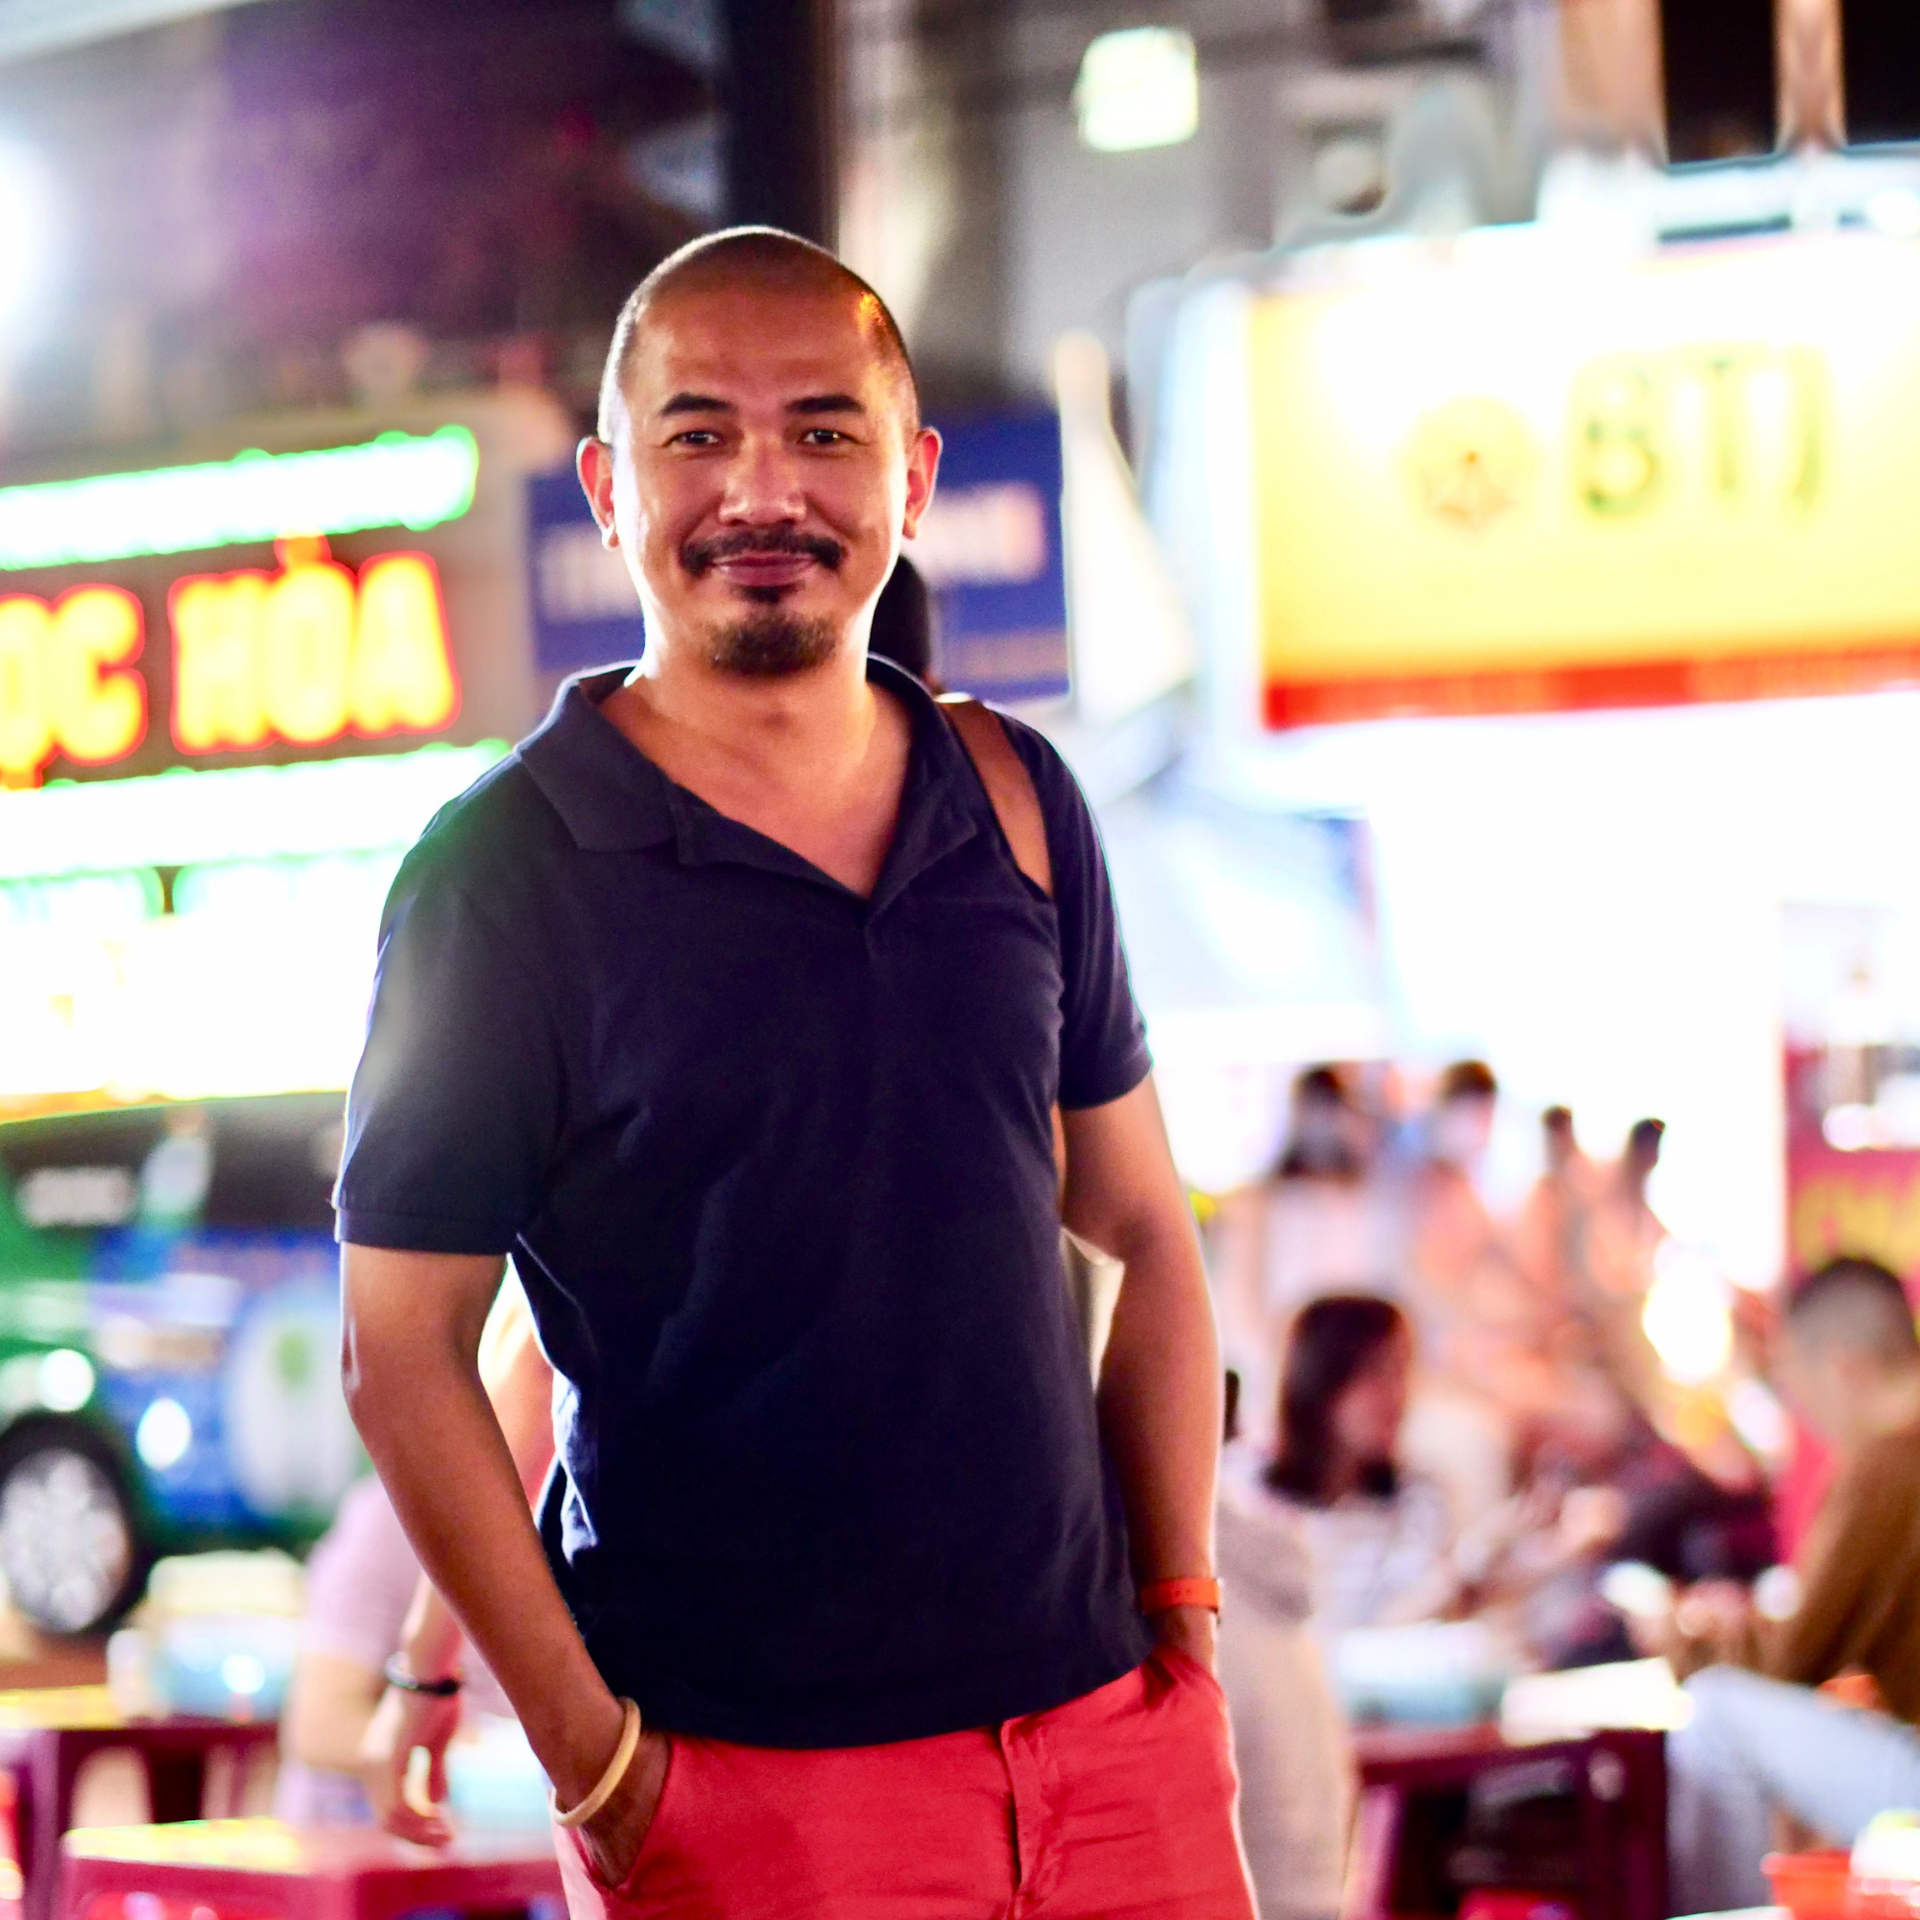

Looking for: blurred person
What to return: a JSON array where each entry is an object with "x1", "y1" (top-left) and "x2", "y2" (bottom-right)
[
  {"x1": 1513, "y1": 1106, "x2": 1600, "y2": 1318},
  {"x1": 1514, "y1": 1111, "x2": 1674, "y2": 1430},
  {"x1": 1586, "y1": 1120, "x2": 1668, "y2": 1304},
  {"x1": 336, "y1": 228, "x2": 1250, "y2": 1920},
  {"x1": 1214, "y1": 1066, "x2": 1399, "y2": 1448},
  {"x1": 1399, "y1": 1061, "x2": 1545, "y2": 1528},
  {"x1": 1217, "y1": 1379, "x2": 1352, "y2": 1920},
  {"x1": 866, "y1": 552, "x2": 939, "y2": 686},
  {"x1": 1263, "y1": 1295, "x2": 1458, "y2": 1633},
  {"x1": 1486, "y1": 1366, "x2": 1772, "y2": 1671},
  {"x1": 278, "y1": 1275, "x2": 550, "y2": 1828},
  {"x1": 1667, "y1": 1258, "x2": 1920, "y2": 1915},
  {"x1": 276, "y1": 1476, "x2": 513, "y2": 1824},
  {"x1": 1580, "y1": 1118, "x2": 1669, "y2": 1404}
]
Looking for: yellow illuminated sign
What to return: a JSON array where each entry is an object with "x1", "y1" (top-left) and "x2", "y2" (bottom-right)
[
  {"x1": 0, "y1": 588, "x2": 146, "y2": 787},
  {"x1": 1252, "y1": 231, "x2": 1920, "y2": 724},
  {"x1": 0, "y1": 542, "x2": 459, "y2": 786},
  {"x1": 172, "y1": 540, "x2": 457, "y2": 753}
]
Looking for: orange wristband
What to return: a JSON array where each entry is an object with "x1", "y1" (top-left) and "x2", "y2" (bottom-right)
[{"x1": 1138, "y1": 1576, "x2": 1221, "y2": 1616}]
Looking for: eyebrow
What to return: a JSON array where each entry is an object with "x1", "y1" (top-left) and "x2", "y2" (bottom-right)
[
  {"x1": 658, "y1": 392, "x2": 732, "y2": 418},
  {"x1": 656, "y1": 390, "x2": 871, "y2": 421}
]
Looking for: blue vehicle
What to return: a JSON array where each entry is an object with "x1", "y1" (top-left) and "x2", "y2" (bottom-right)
[{"x1": 0, "y1": 1094, "x2": 359, "y2": 1633}]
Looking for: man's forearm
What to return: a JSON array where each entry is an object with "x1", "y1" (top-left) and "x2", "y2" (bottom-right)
[
  {"x1": 1095, "y1": 1216, "x2": 1223, "y2": 1591},
  {"x1": 1062, "y1": 1081, "x2": 1224, "y2": 1607},
  {"x1": 341, "y1": 1249, "x2": 623, "y2": 1805}
]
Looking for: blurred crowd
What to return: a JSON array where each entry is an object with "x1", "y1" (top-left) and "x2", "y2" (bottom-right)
[
  {"x1": 1211, "y1": 1061, "x2": 1773, "y2": 1647},
  {"x1": 1205, "y1": 1060, "x2": 1791, "y2": 1918}
]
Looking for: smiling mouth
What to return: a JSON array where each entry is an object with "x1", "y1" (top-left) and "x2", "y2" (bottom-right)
[
  {"x1": 681, "y1": 529, "x2": 847, "y2": 596},
  {"x1": 712, "y1": 550, "x2": 821, "y2": 592}
]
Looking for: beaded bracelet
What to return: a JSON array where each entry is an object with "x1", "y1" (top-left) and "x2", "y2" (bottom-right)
[
  {"x1": 1138, "y1": 1576, "x2": 1222, "y2": 1615},
  {"x1": 383, "y1": 1656, "x2": 462, "y2": 1698}
]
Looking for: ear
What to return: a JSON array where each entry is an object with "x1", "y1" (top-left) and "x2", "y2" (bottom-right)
[
  {"x1": 577, "y1": 437, "x2": 619, "y2": 549},
  {"x1": 901, "y1": 425, "x2": 942, "y2": 541}
]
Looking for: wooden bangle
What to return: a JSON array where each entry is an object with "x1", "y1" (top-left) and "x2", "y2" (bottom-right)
[
  {"x1": 1139, "y1": 1576, "x2": 1222, "y2": 1616},
  {"x1": 552, "y1": 1699, "x2": 642, "y2": 1830}
]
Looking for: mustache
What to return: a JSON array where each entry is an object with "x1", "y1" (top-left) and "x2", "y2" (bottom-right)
[{"x1": 681, "y1": 527, "x2": 846, "y2": 575}]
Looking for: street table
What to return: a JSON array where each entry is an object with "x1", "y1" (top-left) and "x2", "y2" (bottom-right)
[
  {"x1": 59, "y1": 1820, "x2": 562, "y2": 1920},
  {"x1": 0, "y1": 1689, "x2": 278, "y2": 1920},
  {"x1": 1346, "y1": 1723, "x2": 1668, "y2": 1920}
]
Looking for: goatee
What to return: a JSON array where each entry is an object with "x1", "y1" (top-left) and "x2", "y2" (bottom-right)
[{"x1": 707, "y1": 611, "x2": 838, "y2": 679}]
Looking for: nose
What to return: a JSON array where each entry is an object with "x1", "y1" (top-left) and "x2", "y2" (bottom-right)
[{"x1": 717, "y1": 430, "x2": 807, "y2": 527}]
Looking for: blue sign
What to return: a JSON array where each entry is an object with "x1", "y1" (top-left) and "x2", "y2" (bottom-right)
[
  {"x1": 525, "y1": 470, "x2": 646, "y2": 675},
  {"x1": 911, "y1": 411, "x2": 1068, "y2": 704}
]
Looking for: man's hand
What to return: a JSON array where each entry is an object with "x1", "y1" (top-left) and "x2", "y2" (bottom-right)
[
  {"x1": 360, "y1": 1684, "x2": 461, "y2": 1846},
  {"x1": 575, "y1": 1730, "x2": 673, "y2": 1890},
  {"x1": 1151, "y1": 1603, "x2": 1218, "y2": 1673}
]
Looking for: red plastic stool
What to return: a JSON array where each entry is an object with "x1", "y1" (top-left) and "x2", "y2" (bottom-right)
[{"x1": 59, "y1": 1821, "x2": 562, "y2": 1920}]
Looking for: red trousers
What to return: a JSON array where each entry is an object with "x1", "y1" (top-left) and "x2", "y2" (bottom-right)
[{"x1": 555, "y1": 1646, "x2": 1256, "y2": 1919}]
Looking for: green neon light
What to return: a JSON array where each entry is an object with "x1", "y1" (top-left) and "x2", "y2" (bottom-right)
[
  {"x1": 0, "y1": 739, "x2": 509, "y2": 881},
  {"x1": 0, "y1": 426, "x2": 480, "y2": 573}
]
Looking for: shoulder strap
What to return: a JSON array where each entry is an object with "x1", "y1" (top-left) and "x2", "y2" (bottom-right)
[
  {"x1": 938, "y1": 692, "x2": 1068, "y2": 1203},
  {"x1": 936, "y1": 694, "x2": 1053, "y2": 899}
]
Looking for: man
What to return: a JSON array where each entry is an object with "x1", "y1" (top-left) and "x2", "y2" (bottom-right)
[
  {"x1": 1667, "y1": 1256, "x2": 1920, "y2": 1915},
  {"x1": 335, "y1": 227, "x2": 1252, "y2": 1919}
]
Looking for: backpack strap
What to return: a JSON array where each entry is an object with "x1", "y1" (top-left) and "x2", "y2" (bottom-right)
[
  {"x1": 937, "y1": 692, "x2": 1067, "y2": 1199},
  {"x1": 936, "y1": 693, "x2": 1053, "y2": 898}
]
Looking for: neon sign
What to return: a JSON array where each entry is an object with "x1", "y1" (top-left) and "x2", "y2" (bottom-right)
[
  {"x1": 0, "y1": 587, "x2": 146, "y2": 788},
  {"x1": 0, "y1": 542, "x2": 459, "y2": 786},
  {"x1": 172, "y1": 541, "x2": 457, "y2": 752},
  {"x1": 0, "y1": 739, "x2": 508, "y2": 881},
  {"x1": 0, "y1": 743, "x2": 509, "y2": 1108},
  {"x1": 0, "y1": 426, "x2": 478, "y2": 573}
]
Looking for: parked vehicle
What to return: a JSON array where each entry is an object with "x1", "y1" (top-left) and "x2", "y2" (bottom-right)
[{"x1": 0, "y1": 1094, "x2": 357, "y2": 1633}]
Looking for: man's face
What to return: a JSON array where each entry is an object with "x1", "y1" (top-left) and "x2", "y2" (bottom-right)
[{"x1": 581, "y1": 280, "x2": 939, "y2": 679}]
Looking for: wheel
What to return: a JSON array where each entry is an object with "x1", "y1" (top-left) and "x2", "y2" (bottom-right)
[{"x1": 0, "y1": 1422, "x2": 141, "y2": 1635}]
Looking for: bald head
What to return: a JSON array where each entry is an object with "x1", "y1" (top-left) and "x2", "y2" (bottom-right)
[
  {"x1": 1788, "y1": 1257, "x2": 1920, "y2": 1365},
  {"x1": 598, "y1": 227, "x2": 919, "y2": 442}
]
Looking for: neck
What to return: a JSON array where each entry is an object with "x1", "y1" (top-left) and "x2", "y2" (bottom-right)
[{"x1": 624, "y1": 630, "x2": 876, "y2": 781}]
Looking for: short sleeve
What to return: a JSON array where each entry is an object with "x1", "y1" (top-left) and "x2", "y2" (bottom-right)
[
  {"x1": 334, "y1": 852, "x2": 563, "y2": 1253},
  {"x1": 1004, "y1": 721, "x2": 1152, "y2": 1111},
  {"x1": 1768, "y1": 1439, "x2": 1907, "y2": 1687}
]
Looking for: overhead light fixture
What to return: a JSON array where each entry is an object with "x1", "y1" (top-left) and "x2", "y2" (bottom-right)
[
  {"x1": 0, "y1": 426, "x2": 480, "y2": 574},
  {"x1": 1074, "y1": 28, "x2": 1199, "y2": 154}
]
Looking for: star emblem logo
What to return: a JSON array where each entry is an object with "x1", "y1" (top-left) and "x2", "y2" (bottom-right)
[{"x1": 1404, "y1": 397, "x2": 1537, "y2": 531}]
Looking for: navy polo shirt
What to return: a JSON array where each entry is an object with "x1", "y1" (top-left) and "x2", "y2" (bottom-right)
[{"x1": 334, "y1": 656, "x2": 1156, "y2": 1749}]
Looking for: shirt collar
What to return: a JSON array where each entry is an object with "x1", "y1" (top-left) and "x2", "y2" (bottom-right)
[
  {"x1": 517, "y1": 657, "x2": 991, "y2": 899},
  {"x1": 518, "y1": 665, "x2": 674, "y2": 852}
]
